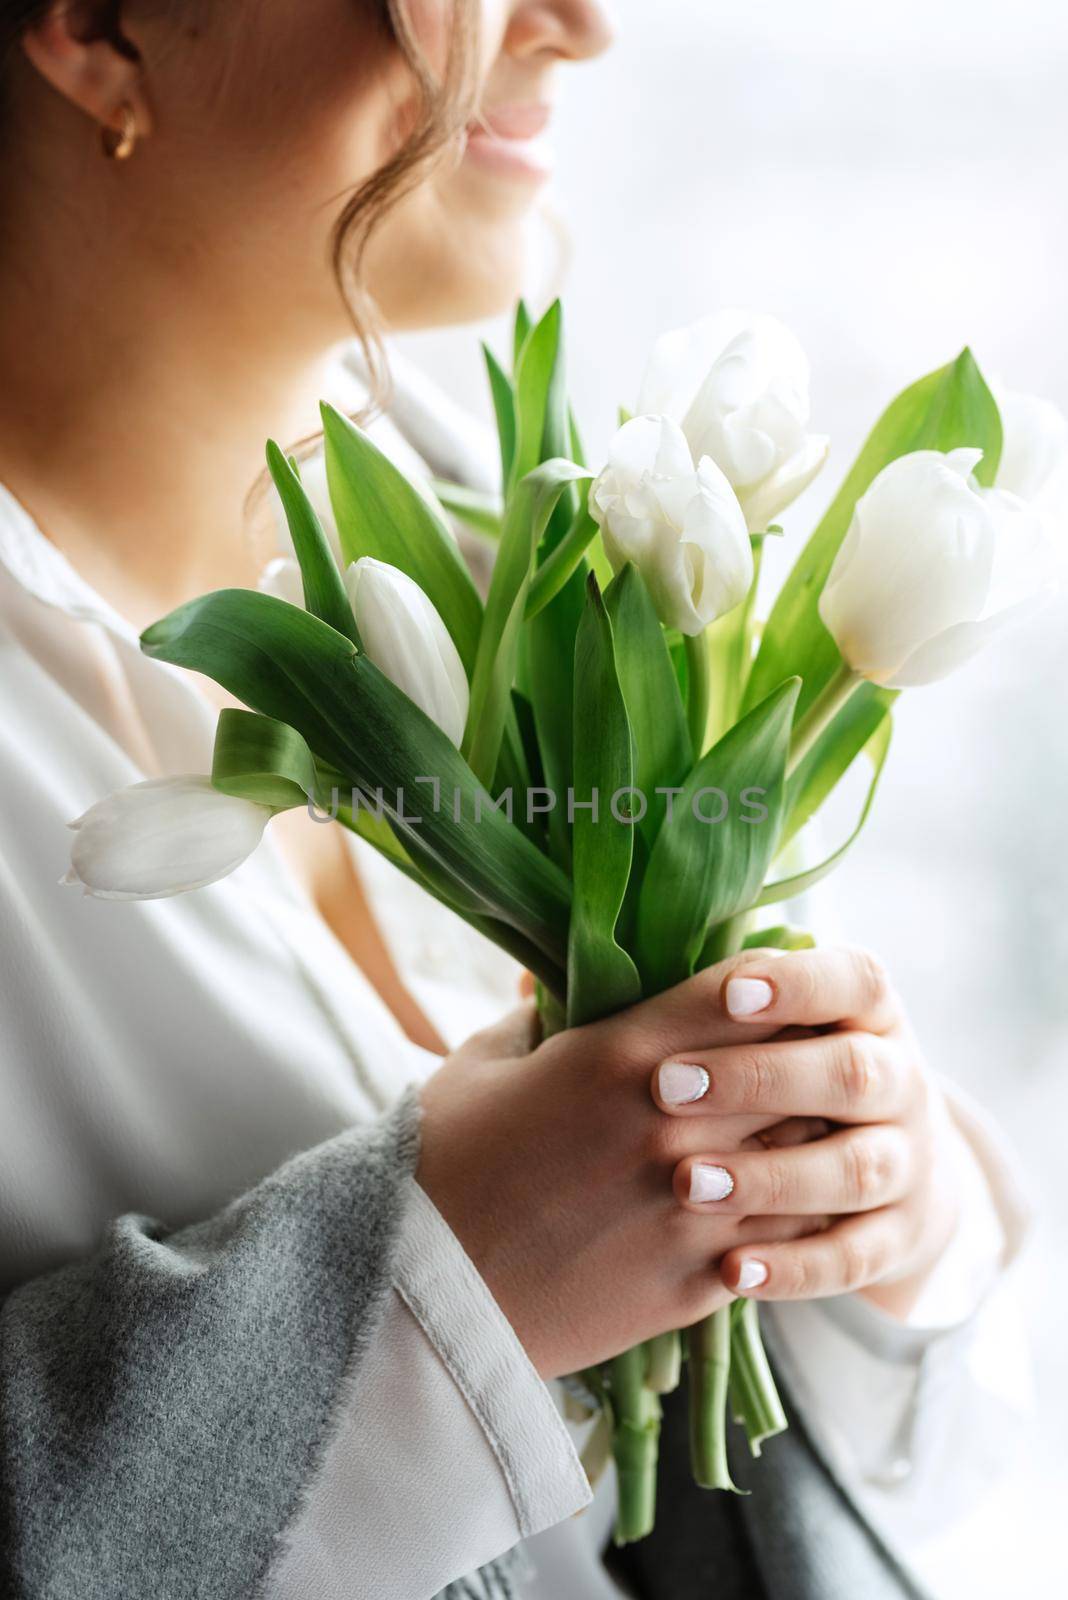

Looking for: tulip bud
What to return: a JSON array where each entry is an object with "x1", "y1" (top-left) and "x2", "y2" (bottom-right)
[
  {"x1": 638, "y1": 310, "x2": 829, "y2": 533},
  {"x1": 64, "y1": 776, "x2": 272, "y2": 900},
  {"x1": 994, "y1": 386, "x2": 1068, "y2": 504},
  {"x1": 588, "y1": 415, "x2": 753, "y2": 637},
  {"x1": 258, "y1": 556, "x2": 306, "y2": 609},
  {"x1": 818, "y1": 448, "x2": 1055, "y2": 688},
  {"x1": 344, "y1": 557, "x2": 470, "y2": 746}
]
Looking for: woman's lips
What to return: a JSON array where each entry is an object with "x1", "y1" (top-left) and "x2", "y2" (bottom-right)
[{"x1": 463, "y1": 103, "x2": 555, "y2": 183}]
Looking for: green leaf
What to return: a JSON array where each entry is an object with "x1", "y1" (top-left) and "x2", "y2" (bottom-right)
[
  {"x1": 781, "y1": 681, "x2": 896, "y2": 852},
  {"x1": 604, "y1": 565, "x2": 692, "y2": 849},
  {"x1": 141, "y1": 589, "x2": 571, "y2": 964},
  {"x1": 483, "y1": 342, "x2": 517, "y2": 489},
  {"x1": 321, "y1": 401, "x2": 483, "y2": 675},
  {"x1": 521, "y1": 306, "x2": 589, "y2": 866},
  {"x1": 511, "y1": 689, "x2": 545, "y2": 790},
  {"x1": 635, "y1": 678, "x2": 801, "y2": 993},
  {"x1": 513, "y1": 299, "x2": 532, "y2": 371},
  {"x1": 745, "y1": 349, "x2": 1003, "y2": 720},
  {"x1": 430, "y1": 479, "x2": 503, "y2": 540},
  {"x1": 511, "y1": 300, "x2": 563, "y2": 491},
  {"x1": 212, "y1": 709, "x2": 324, "y2": 810},
  {"x1": 538, "y1": 301, "x2": 578, "y2": 548},
  {"x1": 567, "y1": 576, "x2": 643, "y2": 1026},
  {"x1": 742, "y1": 924, "x2": 816, "y2": 952},
  {"x1": 335, "y1": 796, "x2": 567, "y2": 1000},
  {"x1": 463, "y1": 458, "x2": 592, "y2": 787},
  {"x1": 265, "y1": 441, "x2": 360, "y2": 647},
  {"x1": 528, "y1": 561, "x2": 586, "y2": 872},
  {"x1": 755, "y1": 712, "x2": 893, "y2": 907},
  {"x1": 569, "y1": 409, "x2": 588, "y2": 469}
]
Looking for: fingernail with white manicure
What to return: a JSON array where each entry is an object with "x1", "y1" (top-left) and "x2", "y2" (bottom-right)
[
  {"x1": 689, "y1": 1163, "x2": 734, "y2": 1203},
  {"x1": 737, "y1": 1258, "x2": 768, "y2": 1290},
  {"x1": 658, "y1": 1062, "x2": 710, "y2": 1105},
  {"x1": 726, "y1": 977, "x2": 774, "y2": 1017}
]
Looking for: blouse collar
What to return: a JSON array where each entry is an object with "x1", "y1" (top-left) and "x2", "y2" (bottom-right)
[{"x1": 0, "y1": 479, "x2": 141, "y2": 644}]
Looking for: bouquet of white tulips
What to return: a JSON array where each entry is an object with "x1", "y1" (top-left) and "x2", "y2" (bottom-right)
[{"x1": 68, "y1": 302, "x2": 1064, "y2": 1542}]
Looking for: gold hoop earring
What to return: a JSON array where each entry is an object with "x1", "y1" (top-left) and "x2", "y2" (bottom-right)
[{"x1": 101, "y1": 103, "x2": 138, "y2": 162}]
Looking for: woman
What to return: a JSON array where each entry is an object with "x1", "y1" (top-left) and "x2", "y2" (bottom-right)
[{"x1": 0, "y1": 4, "x2": 1027, "y2": 1599}]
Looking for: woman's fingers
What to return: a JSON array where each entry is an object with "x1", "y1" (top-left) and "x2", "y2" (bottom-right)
[
  {"x1": 718, "y1": 945, "x2": 900, "y2": 1036},
  {"x1": 673, "y1": 1123, "x2": 913, "y2": 1217},
  {"x1": 718, "y1": 1205, "x2": 916, "y2": 1300},
  {"x1": 602, "y1": 950, "x2": 790, "y2": 1063},
  {"x1": 743, "y1": 1117, "x2": 832, "y2": 1151},
  {"x1": 731, "y1": 1210, "x2": 830, "y2": 1248},
  {"x1": 653, "y1": 1030, "x2": 916, "y2": 1124},
  {"x1": 607, "y1": 944, "x2": 900, "y2": 1071}
]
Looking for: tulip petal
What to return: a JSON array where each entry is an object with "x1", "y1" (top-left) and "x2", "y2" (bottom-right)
[
  {"x1": 819, "y1": 450, "x2": 996, "y2": 683},
  {"x1": 885, "y1": 591, "x2": 1049, "y2": 687},
  {"x1": 982, "y1": 487, "x2": 1058, "y2": 614},
  {"x1": 607, "y1": 413, "x2": 694, "y2": 483},
  {"x1": 591, "y1": 419, "x2": 752, "y2": 635},
  {"x1": 67, "y1": 776, "x2": 272, "y2": 901},
  {"x1": 739, "y1": 434, "x2": 831, "y2": 533},
  {"x1": 346, "y1": 557, "x2": 470, "y2": 747},
  {"x1": 689, "y1": 371, "x2": 807, "y2": 489},
  {"x1": 258, "y1": 557, "x2": 306, "y2": 609},
  {"x1": 644, "y1": 311, "x2": 823, "y2": 529},
  {"x1": 994, "y1": 387, "x2": 1068, "y2": 501},
  {"x1": 639, "y1": 310, "x2": 809, "y2": 423}
]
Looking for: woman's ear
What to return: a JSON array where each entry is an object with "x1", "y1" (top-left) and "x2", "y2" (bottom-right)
[{"x1": 21, "y1": 2, "x2": 154, "y2": 139}]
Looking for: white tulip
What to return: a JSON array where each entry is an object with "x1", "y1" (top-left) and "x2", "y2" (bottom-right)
[
  {"x1": 344, "y1": 557, "x2": 469, "y2": 746},
  {"x1": 258, "y1": 556, "x2": 306, "y2": 608},
  {"x1": 64, "y1": 776, "x2": 272, "y2": 901},
  {"x1": 819, "y1": 448, "x2": 1055, "y2": 688},
  {"x1": 994, "y1": 385, "x2": 1068, "y2": 503},
  {"x1": 638, "y1": 309, "x2": 829, "y2": 532},
  {"x1": 588, "y1": 414, "x2": 754, "y2": 636}
]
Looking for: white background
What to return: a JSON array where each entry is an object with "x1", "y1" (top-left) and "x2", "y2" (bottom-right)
[{"x1": 401, "y1": 0, "x2": 1068, "y2": 1588}]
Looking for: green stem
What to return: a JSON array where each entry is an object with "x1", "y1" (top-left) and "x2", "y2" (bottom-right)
[
  {"x1": 609, "y1": 1346, "x2": 662, "y2": 1544},
  {"x1": 524, "y1": 503, "x2": 598, "y2": 620},
  {"x1": 684, "y1": 631, "x2": 713, "y2": 757},
  {"x1": 429, "y1": 478, "x2": 504, "y2": 540},
  {"x1": 697, "y1": 910, "x2": 752, "y2": 971},
  {"x1": 704, "y1": 534, "x2": 766, "y2": 746},
  {"x1": 787, "y1": 663, "x2": 860, "y2": 774},
  {"x1": 688, "y1": 1306, "x2": 737, "y2": 1490},
  {"x1": 645, "y1": 1331, "x2": 682, "y2": 1395},
  {"x1": 729, "y1": 1299, "x2": 788, "y2": 1456}
]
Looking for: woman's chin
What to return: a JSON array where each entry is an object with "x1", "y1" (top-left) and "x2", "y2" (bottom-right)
[{"x1": 367, "y1": 206, "x2": 534, "y2": 331}]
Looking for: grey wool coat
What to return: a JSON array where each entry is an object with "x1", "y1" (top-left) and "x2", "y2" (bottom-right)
[{"x1": 0, "y1": 1081, "x2": 929, "y2": 1600}]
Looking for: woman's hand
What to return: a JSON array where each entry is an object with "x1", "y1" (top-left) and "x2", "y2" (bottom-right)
[
  {"x1": 418, "y1": 958, "x2": 824, "y2": 1379},
  {"x1": 417, "y1": 945, "x2": 960, "y2": 1379},
  {"x1": 654, "y1": 944, "x2": 963, "y2": 1318}
]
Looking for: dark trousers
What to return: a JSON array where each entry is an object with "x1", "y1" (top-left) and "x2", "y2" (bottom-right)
[{"x1": 604, "y1": 1369, "x2": 929, "y2": 1600}]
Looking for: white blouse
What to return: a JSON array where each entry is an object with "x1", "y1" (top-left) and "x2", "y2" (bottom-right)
[{"x1": 0, "y1": 351, "x2": 1033, "y2": 1600}]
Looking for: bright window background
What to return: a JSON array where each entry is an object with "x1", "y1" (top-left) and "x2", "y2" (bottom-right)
[{"x1": 400, "y1": 1, "x2": 1068, "y2": 1587}]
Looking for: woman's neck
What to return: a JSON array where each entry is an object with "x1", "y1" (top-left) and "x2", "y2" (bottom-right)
[{"x1": 0, "y1": 212, "x2": 349, "y2": 630}]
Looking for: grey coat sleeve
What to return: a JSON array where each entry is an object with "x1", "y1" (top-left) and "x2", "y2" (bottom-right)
[{"x1": 0, "y1": 1089, "x2": 422, "y2": 1600}]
